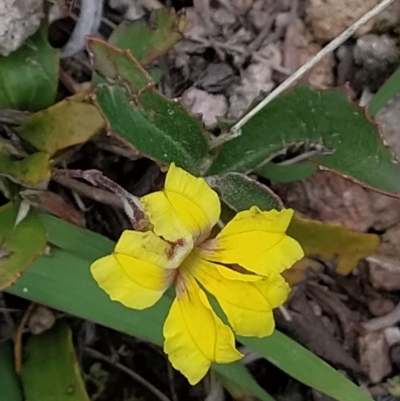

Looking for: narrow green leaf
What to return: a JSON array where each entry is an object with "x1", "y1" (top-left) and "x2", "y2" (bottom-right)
[
  {"x1": 108, "y1": 7, "x2": 185, "y2": 65},
  {"x1": 17, "y1": 94, "x2": 105, "y2": 156},
  {"x1": 21, "y1": 321, "x2": 90, "y2": 401},
  {"x1": 9, "y1": 248, "x2": 169, "y2": 345},
  {"x1": 8, "y1": 216, "x2": 281, "y2": 401},
  {"x1": 0, "y1": 203, "x2": 46, "y2": 289},
  {"x1": 0, "y1": 152, "x2": 50, "y2": 188},
  {"x1": 240, "y1": 332, "x2": 373, "y2": 401},
  {"x1": 207, "y1": 173, "x2": 282, "y2": 211},
  {"x1": 0, "y1": 26, "x2": 59, "y2": 111},
  {"x1": 95, "y1": 84, "x2": 209, "y2": 174},
  {"x1": 208, "y1": 85, "x2": 400, "y2": 196},
  {"x1": 369, "y1": 66, "x2": 400, "y2": 116},
  {"x1": 214, "y1": 362, "x2": 276, "y2": 401},
  {"x1": 40, "y1": 214, "x2": 114, "y2": 261},
  {"x1": 0, "y1": 343, "x2": 22, "y2": 401}
]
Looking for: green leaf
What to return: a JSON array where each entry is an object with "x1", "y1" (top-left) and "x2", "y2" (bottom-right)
[
  {"x1": 16, "y1": 94, "x2": 105, "y2": 156},
  {"x1": 0, "y1": 177, "x2": 20, "y2": 200},
  {"x1": 258, "y1": 162, "x2": 317, "y2": 183},
  {"x1": 88, "y1": 38, "x2": 153, "y2": 92},
  {"x1": 95, "y1": 84, "x2": 209, "y2": 174},
  {"x1": 108, "y1": 7, "x2": 185, "y2": 65},
  {"x1": 214, "y1": 362, "x2": 276, "y2": 401},
  {"x1": 0, "y1": 26, "x2": 59, "y2": 111},
  {"x1": 0, "y1": 152, "x2": 50, "y2": 188},
  {"x1": 21, "y1": 321, "x2": 90, "y2": 401},
  {"x1": 8, "y1": 215, "x2": 371, "y2": 401},
  {"x1": 88, "y1": 38, "x2": 210, "y2": 174},
  {"x1": 240, "y1": 332, "x2": 373, "y2": 401},
  {"x1": 7, "y1": 215, "x2": 281, "y2": 401},
  {"x1": 369, "y1": 66, "x2": 400, "y2": 116},
  {"x1": 0, "y1": 203, "x2": 46, "y2": 289},
  {"x1": 207, "y1": 85, "x2": 400, "y2": 195},
  {"x1": 207, "y1": 173, "x2": 282, "y2": 211},
  {"x1": 0, "y1": 343, "x2": 22, "y2": 401}
]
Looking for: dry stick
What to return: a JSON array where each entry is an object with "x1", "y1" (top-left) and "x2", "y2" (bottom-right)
[
  {"x1": 14, "y1": 303, "x2": 36, "y2": 374},
  {"x1": 228, "y1": 0, "x2": 398, "y2": 139},
  {"x1": 53, "y1": 175, "x2": 124, "y2": 209},
  {"x1": 83, "y1": 347, "x2": 172, "y2": 401}
]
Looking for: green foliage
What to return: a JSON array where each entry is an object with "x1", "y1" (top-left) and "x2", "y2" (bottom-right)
[
  {"x1": 0, "y1": 26, "x2": 59, "y2": 111},
  {"x1": 4, "y1": 7, "x2": 400, "y2": 401},
  {"x1": 7, "y1": 214, "x2": 373, "y2": 401},
  {"x1": 0, "y1": 152, "x2": 50, "y2": 188},
  {"x1": 0, "y1": 343, "x2": 22, "y2": 401},
  {"x1": 17, "y1": 94, "x2": 105, "y2": 156},
  {"x1": 21, "y1": 321, "x2": 90, "y2": 401},
  {"x1": 89, "y1": 38, "x2": 210, "y2": 174},
  {"x1": 369, "y1": 66, "x2": 400, "y2": 116},
  {"x1": 0, "y1": 203, "x2": 46, "y2": 289},
  {"x1": 208, "y1": 86, "x2": 400, "y2": 195},
  {"x1": 108, "y1": 7, "x2": 185, "y2": 65},
  {"x1": 208, "y1": 172, "x2": 282, "y2": 211}
]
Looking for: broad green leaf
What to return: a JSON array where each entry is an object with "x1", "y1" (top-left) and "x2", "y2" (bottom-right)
[
  {"x1": 8, "y1": 215, "x2": 371, "y2": 401},
  {"x1": 88, "y1": 38, "x2": 210, "y2": 174},
  {"x1": 259, "y1": 162, "x2": 317, "y2": 183},
  {"x1": 108, "y1": 7, "x2": 185, "y2": 65},
  {"x1": 8, "y1": 247, "x2": 275, "y2": 401},
  {"x1": 287, "y1": 214, "x2": 380, "y2": 275},
  {"x1": 21, "y1": 321, "x2": 90, "y2": 401},
  {"x1": 88, "y1": 37, "x2": 153, "y2": 92},
  {"x1": 240, "y1": 332, "x2": 373, "y2": 401},
  {"x1": 17, "y1": 94, "x2": 105, "y2": 156},
  {"x1": 207, "y1": 173, "x2": 281, "y2": 211},
  {"x1": 0, "y1": 203, "x2": 46, "y2": 289},
  {"x1": 0, "y1": 152, "x2": 50, "y2": 188},
  {"x1": 0, "y1": 343, "x2": 22, "y2": 401},
  {"x1": 207, "y1": 85, "x2": 400, "y2": 196},
  {"x1": 95, "y1": 84, "x2": 209, "y2": 174},
  {"x1": 0, "y1": 26, "x2": 59, "y2": 111},
  {"x1": 369, "y1": 66, "x2": 400, "y2": 116}
]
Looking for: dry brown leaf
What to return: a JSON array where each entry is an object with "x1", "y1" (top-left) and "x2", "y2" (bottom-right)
[{"x1": 288, "y1": 214, "x2": 380, "y2": 275}]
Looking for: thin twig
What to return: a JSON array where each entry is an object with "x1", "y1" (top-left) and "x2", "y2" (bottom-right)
[
  {"x1": 228, "y1": 0, "x2": 397, "y2": 138},
  {"x1": 53, "y1": 169, "x2": 147, "y2": 229},
  {"x1": 53, "y1": 175, "x2": 123, "y2": 208},
  {"x1": 83, "y1": 347, "x2": 171, "y2": 401},
  {"x1": 14, "y1": 303, "x2": 36, "y2": 374}
]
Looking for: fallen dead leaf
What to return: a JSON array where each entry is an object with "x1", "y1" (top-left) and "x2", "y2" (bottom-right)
[{"x1": 288, "y1": 214, "x2": 380, "y2": 275}]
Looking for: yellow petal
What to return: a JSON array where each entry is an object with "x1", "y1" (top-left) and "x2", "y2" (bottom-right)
[
  {"x1": 200, "y1": 207, "x2": 304, "y2": 276},
  {"x1": 186, "y1": 251, "x2": 289, "y2": 337},
  {"x1": 91, "y1": 230, "x2": 174, "y2": 309},
  {"x1": 141, "y1": 163, "x2": 220, "y2": 243},
  {"x1": 163, "y1": 271, "x2": 241, "y2": 385},
  {"x1": 116, "y1": 230, "x2": 181, "y2": 269}
]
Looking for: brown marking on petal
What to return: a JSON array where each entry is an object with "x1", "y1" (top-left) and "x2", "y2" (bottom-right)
[
  {"x1": 174, "y1": 272, "x2": 188, "y2": 298},
  {"x1": 166, "y1": 238, "x2": 186, "y2": 260}
]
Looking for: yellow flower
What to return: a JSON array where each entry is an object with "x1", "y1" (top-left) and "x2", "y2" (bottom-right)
[{"x1": 91, "y1": 163, "x2": 304, "y2": 384}]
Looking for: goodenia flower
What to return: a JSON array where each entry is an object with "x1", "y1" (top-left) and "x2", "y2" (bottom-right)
[{"x1": 91, "y1": 163, "x2": 304, "y2": 384}]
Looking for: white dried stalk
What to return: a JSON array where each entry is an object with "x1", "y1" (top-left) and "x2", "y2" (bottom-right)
[{"x1": 229, "y1": 0, "x2": 397, "y2": 138}]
